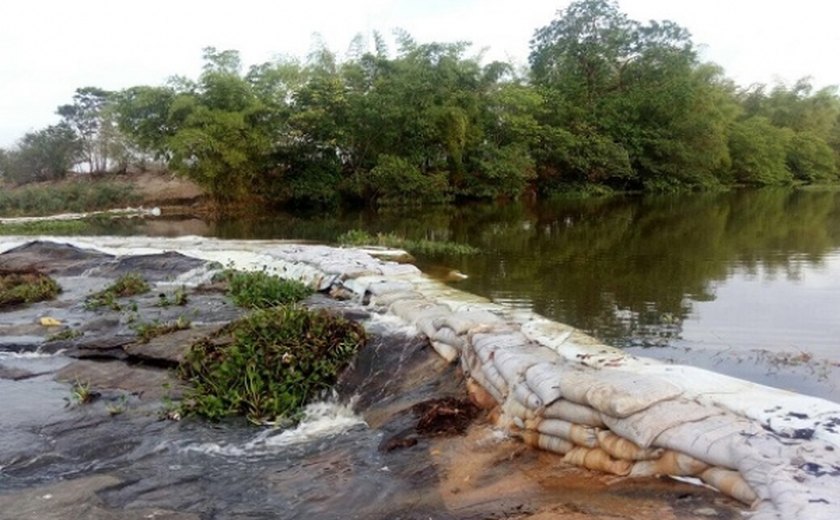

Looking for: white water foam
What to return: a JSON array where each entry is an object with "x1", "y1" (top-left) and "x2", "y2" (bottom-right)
[{"x1": 180, "y1": 399, "x2": 366, "y2": 457}]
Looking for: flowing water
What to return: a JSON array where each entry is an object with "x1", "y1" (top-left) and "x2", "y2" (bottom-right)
[{"x1": 118, "y1": 187, "x2": 840, "y2": 400}]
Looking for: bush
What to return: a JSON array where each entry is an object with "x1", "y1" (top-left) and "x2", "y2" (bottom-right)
[
  {"x1": 224, "y1": 270, "x2": 312, "y2": 308},
  {"x1": 365, "y1": 155, "x2": 450, "y2": 206},
  {"x1": 179, "y1": 306, "x2": 365, "y2": 423},
  {"x1": 0, "y1": 270, "x2": 61, "y2": 309},
  {"x1": 0, "y1": 180, "x2": 137, "y2": 217}
]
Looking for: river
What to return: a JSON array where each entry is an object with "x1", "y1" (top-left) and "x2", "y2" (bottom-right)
[{"x1": 95, "y1": 187, "x2": 840, "y2": 400}]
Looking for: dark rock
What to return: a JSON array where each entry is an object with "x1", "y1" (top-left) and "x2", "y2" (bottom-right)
[
  {"x1": 55, "y1": 360, "x2": 185, "y2": 400},
  {"x1": 0, "y1": 241, "x2": 113, "y2": 276},
  {"x1": 91, "y1": 252, "x2": 206, "y2": 282},
  {"x1": 124, "y1": 324, "x2": 226, "y2": 366}
]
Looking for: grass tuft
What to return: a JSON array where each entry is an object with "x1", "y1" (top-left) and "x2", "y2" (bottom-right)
[
  {"x1": 0, "y1": 269, "x2": 61, "y2": 309},
  {"x1": 223, "y1": 269, "x2": 312, "y2": 308},
  {"x1": 85, "y1": 273, "x2": 150, "y2": 310}
]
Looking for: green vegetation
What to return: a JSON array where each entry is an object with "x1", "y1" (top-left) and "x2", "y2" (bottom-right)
[
  {"x1": 47, "y1": 328, "x2": 83, "y2": 342},
  {"x1": 0, "y1": 180, "x2": 137, "y2": 217},
  {"x1": 0, "y1": 270, "x2": 62, "y2": 309},
  {"x1": 0, "y1": 219, "x2": 89, "y2": 236},
  {"x1": 338, "y1": 229, "x2": 479, "y2": 256},
  {"x1": 2, "y1": 0, "x2": 839, "y2": 205},
  {"x1": 179, "y1": 305, "x2": 365, "y2": 424},
  {"x1": 156, "y1": 286, "x2": 189, "y2": 307},
  {"x1": 224, "y1": 270, "x2": 312, "y2": 308},
  {"x1": 133, "y1": 316, "x2": 192, "y2": 342},
  {"x1": 85, "y1": 273, "x2": 150, "y2": 310},
  {"x1": 66, "y1": 379, "x2": 97, "y2": 406}
]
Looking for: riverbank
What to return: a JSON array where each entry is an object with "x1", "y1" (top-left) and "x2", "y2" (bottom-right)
[{"x1": 0, "y1": 239, "x2": 747, "y2": 520}]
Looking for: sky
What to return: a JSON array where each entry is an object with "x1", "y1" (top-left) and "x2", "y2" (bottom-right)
[{"x1": 1, "y1": 0, "x2": 839, "y2": 147}]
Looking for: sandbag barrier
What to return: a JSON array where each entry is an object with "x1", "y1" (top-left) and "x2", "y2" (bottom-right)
[{"x1": 5, "y1": 238, "x2": 840, "y2": 519}]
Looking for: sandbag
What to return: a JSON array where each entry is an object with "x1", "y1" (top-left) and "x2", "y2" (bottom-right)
[
  {"x1": 494, "y1": 349, "x2": 549, "y2": 386},
  {"x1": 513, "y1": 382, "x2": 543, "y2": 410},
  {"x1": 526, "y1": 418, "x2": 599, "y2": 448},
  {"x1": 542, "y1": 399, "x2": 605, "y2": 427},
  {"x1": 520, "y1": 430, "x2": 574, "y2": 455},
  {"x1": 654, "y1": 415, "x2": 763, "y2": 470},
  {"x1": 430, "y1": 326, "x2": 465, "y2": 351},
  {"x1": 503, "y1": 397, "x2": 537, "y2": 420},
  {"x1": 370, "y1": 290, "x2": 425, "y2": 307},
  {"x1": 442, "y1": 310, "x2": 504, "y2": 334},
  {"x1": 430, "y1": 341, "x2": 459, "y2": 363},
  {"x1": 700, "y1": 467, "x2": 758, "y2": 506},
  {"x1": 601, "y1": 398, "x2": 724, "y2": 448},
  {"x1": 583, "y1": 370, "x2": 683, "y2": 418},
  {"x1": 596, "y1": 431, "x2": 662, "y2": 461},
  {"x1": 629, "y1": 450, "x2": 709, "y2": 477},
  {"x1": 562, "y1": 447, "x2": 633, "y2": 476},
  {"x1": 524, "y1": 363, "x2": 564, "y2": 405}
]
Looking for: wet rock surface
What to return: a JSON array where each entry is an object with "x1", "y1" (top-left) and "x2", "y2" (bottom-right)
[{"x1": 0, "y1": 241, "x2": 745, "y2": 520}]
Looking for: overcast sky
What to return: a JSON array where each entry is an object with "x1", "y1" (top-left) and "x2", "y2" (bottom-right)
[{"x1": 1, "y1": 0, "x2": 838, "y2": 147}]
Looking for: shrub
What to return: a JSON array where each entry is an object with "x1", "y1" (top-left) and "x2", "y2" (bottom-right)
[
  {"x1": 365, "y1": 155, "x2": 450, "y2": 206},
  {"x1": 224, "y1": 270, "x2": 312, "y2": 308},
  {"x1": 0, "y1": 270, "x2": 62, "y2": 309},
  {"x1": 179, "y1": 306, "x2": 365, "y2": 423}
]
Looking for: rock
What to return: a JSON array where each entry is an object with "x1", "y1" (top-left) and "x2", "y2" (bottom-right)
[
  {"x1": 55, "y1": 360, "x2": 185, "y2": 400},
  {"x1": 124, "y1": 324, "x2": 226, "y2": 366},
  {"x1": 0, "y1": 241, "x2": 112, "y2": 276}
]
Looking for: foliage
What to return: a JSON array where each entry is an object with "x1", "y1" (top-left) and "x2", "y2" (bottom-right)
[
  {"x1": 85, "y1": 273, "x2": 150, "y2": 310},
  {"x1": 224, "y1": 269, "x2": 312, "y2": 308},
  {"x1": 1, "y1": 124, "x2": 81, "y2": 184},
  {"x1": 58, "y1": 87, "x2": 130, "y2": 173},
  {"x1": 0, "y1": 179, "x2": 137, "y2": 217},
  {"x1": 364, "y1": 155, "x2": 450, "y2": 205},
  {"x1": 179, "y1": 305, "x2": 365, "y2": 423},
  {"x1": 338, "y1": 229, "x2": 479, "y2": 256},
  {"x1": 728, "y1": 117, "x2": 793, "y2": 185},
  {"x1": 0, "y1": 270, "x2": 62, "y2": 309}
]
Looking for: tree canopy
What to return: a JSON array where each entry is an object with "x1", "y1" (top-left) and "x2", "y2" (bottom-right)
[{"x1": 2, "y1": 0, "x2": 839, "y2": 202}]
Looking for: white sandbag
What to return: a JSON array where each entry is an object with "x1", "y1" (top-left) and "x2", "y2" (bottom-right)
[
  {"x1": 513, "y1": 382, "x2": 543, "y2": 410},
  {"x1": 480, "y1": 361, "x2": 509, "y2": 398},
  {"x1": 493, "y1": 349, "x2": 549, "y2": 386},
  {"x1": 378, "y1": 263, "x2": 421, "y2": 277},
  {"x1": 370, "y1": 290, "x2": 425, "y2": 307},
  {"x1": 583, "y1": 370, "x2": 683, "y2": 418},
  {"x1": 562, "y1": 447, "x2": 633, "y2": 476},
  {"x1": 524, "y1": 363, "x2": 564, "y2": 405},
  {"x1": 366, "y1": 279, "x2": 415, "y2": 295},
  {"x1": 503, "y1": 397, "x2": 537, "y2": 420},
  {"x1": 700, "y1": 467, "x2": 758, "y2": 506},
  {"x1": 596, "y1": 431, "x2": 662, "y2": 461},
  {"x1": 629, "y1": 450, "x2": 709, "y2": 477},
  {"x1": 542, "y1": 399, "x2": 604, "y2": 427},
  {"x1": 526, "y1": 418, "x2": 599, "y2": 448},
  {"x1": 470, "y1": 330, "x2": 531, "y2": 356},
  {"x1": 442, "y1": 310, "x2": 504, "y2": 334},
  {"x1": 430, "y1": 326, "x2": 465, "y2": 351},
  {"x1": 520, "y1": 430, "x2": 574, "y2": 455},
  {"x1": 430, "y1": 341, "x2": 459, "y2": 363},
  {"x1": 389, "y1": 299, "x2": 437, "y2": 322},
  {"x1": 601, "y1": 398, "x2": 724, "y2": 448},
  {"x1": 654, "y1": 415, "x2": 763, "y2": 469}
]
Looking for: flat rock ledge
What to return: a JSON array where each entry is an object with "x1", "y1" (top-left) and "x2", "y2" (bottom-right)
[{"x1": 3, "y1": 236, "x2": 840, "y2": 520}]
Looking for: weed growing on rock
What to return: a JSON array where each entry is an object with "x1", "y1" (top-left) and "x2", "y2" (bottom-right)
[
  {"x1": 224, "y1": 269, "x2": 312, "y2": 308},
  {"x1": 65, "y1": 379, "x2": 98, "y2": 407},
  {"x1": 133, "y1": 316, "x2": 192, "y2": 342},
  {"x1": 47, "y1": 328, "x2": 83, "y2": 342},
  {"x1": 338, "y1": 229, "x2": 479, "y2": 256},
  {"x1": 179, "y1": 305, "x2": 365, "y2": 424},
  {"x1": 156, "y1": 286, "x2": 189, "y2": 307},
  {"x1": 0, "y1": 269, "x2": 61, "y2": 309},
  {"x1": 85, "y1": 273, "x2": 150, "y2": 310}
]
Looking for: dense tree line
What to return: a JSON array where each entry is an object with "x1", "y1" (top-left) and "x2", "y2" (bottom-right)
[{"x1": 2, "y1": 0, "x2": 839, "y2": 205}]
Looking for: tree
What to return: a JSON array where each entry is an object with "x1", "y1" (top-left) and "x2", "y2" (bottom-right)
[
  {"x1": 728, "y1": 117, "x2": 793, "y2": 185},
  {"x1": 58, "y1": 86, "x2": 125, "y2": 173},
  {"x1": 1, "y1": 123, "x2": 81, "y2": 184}
]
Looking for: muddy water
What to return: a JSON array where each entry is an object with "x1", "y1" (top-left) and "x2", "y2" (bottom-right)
[{"x1": 114, "y1": 188, "x2": 840, "y2": 400}]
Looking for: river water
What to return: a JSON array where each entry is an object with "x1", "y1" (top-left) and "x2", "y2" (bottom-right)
[{"x1": 102, "y1": 188, "x2": 840, "y2": 400}]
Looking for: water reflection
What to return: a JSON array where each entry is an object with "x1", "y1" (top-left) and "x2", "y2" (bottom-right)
[{"x1": 122, "y1": 189, "x2": 840, "y2": 388}]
